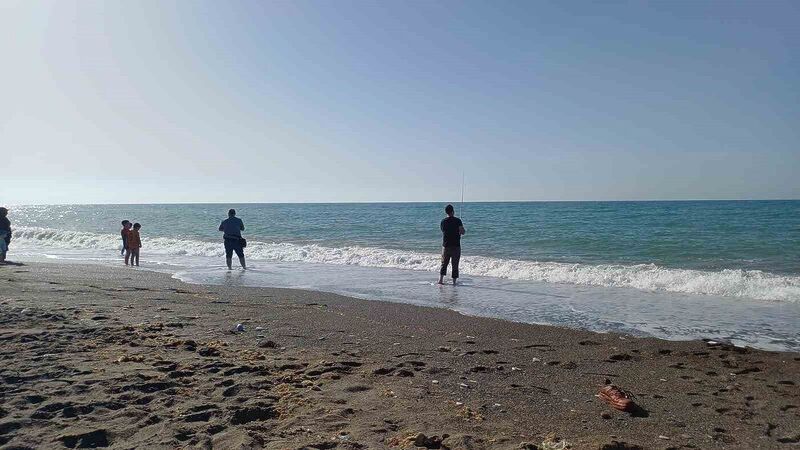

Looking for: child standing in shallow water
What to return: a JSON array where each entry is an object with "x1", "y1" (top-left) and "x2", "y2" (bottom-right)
[{"x1": 127, "y1": 223, "x2": 142, "y2": 266}]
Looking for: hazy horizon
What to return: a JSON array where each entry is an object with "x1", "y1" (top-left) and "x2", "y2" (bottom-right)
[
  {"x1": 7, "y1": 198, "x2": 800, "y2": 207},
  {"x1": 2, "y1": 0, "x2": 799, "y2": 204}
]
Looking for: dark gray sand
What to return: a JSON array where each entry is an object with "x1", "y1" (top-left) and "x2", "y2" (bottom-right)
[{"x1": 0, "y1": 263, "x2": 798, "y2": 449}]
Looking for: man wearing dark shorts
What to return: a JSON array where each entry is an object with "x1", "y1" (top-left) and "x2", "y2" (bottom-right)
[
  {"x1": 219, "y1": 209, "x2": 246, "y2": 270},
  {"x1": 438, "y1": 204, "x2": 465, "y2": 285}
]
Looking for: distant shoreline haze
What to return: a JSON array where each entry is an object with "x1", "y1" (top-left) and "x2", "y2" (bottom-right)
[{"x1": 7, "y1": 198, "x2": 800, "y2": 207}]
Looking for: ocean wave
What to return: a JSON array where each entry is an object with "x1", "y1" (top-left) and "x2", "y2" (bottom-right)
[{"x1": 12, "y1": 226, "x2": 800, "y2": 302}]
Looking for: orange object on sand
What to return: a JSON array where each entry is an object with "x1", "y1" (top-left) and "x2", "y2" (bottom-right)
[{"x1": 598, "y1": 385, "x2": 635, "y2": 412}]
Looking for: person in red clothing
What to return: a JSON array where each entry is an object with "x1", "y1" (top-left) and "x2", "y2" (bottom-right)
[{"x1": 127, "y1": 223, "x2": 142, "y2": 267}]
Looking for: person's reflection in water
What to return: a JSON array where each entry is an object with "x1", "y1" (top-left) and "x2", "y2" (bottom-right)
[
  {"x1": 223, "y1": 269, "x2": 244, "y2": 287},
  {"x1": 437, "y1": 283, "x2": 461, "y2": 306}
]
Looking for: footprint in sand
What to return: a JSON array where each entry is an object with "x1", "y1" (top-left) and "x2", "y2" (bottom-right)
[
  {"x1": 399, "y1": 361, "x2": 426, "y2": 369},
  {"x1": 181, "y1": 405, "x2": 219, "y2": 423},
  {"x1": 222, "y1": 385, "x2": 241, "y2": 397},
  {"x1": 59, "y1": 429, "x2": 110, "y2": 448},
  {"x1": 24, "y1": 395, "x2": 46, "y2": 404},
  {"x1": 228, "y1": 403, "x2": 278, "y2": 425},
  {"x1": 167, "y1": 370, "x2": 195, "y2": 379},
  {"x1": 343, "y1": 385, "x2": 371, "y2": 393},
  {"x1": 778, "y1": 435, "x2": 800, "y2": 444}
]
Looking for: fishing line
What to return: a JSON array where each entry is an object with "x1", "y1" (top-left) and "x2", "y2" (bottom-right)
[{"x1": 460, "y1": 172, "x2": 465, "y2": 221}]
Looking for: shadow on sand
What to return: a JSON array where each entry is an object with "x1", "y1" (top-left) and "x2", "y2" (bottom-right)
[{"x1": 0, "y1": 261, "x2": 26, "y2": 267}]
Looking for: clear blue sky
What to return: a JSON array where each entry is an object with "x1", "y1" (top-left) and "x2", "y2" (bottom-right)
[{"x1": 2, "y1": 0, "x2": 798, "y2": 203}]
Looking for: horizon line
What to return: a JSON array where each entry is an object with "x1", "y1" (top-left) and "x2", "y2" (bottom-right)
[{"x1": 6, "y1": 198, "x2": 799, "y2": 207}]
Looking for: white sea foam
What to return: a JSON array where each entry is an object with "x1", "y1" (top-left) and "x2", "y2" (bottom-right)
[{"x1": 13, "y1": 226, "x2": 800, "y2": 302}]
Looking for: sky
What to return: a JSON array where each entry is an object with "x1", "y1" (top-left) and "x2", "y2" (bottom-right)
[{"x1": 1, "y1": 0, "x2": 798, "y2": 204}]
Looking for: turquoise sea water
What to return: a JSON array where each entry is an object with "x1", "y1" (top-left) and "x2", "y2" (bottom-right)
[{"x1": 9, "y1": 201, "x2": 800, "y2": 351}]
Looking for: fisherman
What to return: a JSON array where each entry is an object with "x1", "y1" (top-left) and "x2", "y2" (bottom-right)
[
  {"x1": 219, "y1": 209, "x2": 246, "y2": 270},
  {"x1": 438, "y1": 204, "x2": 465, "y2": 285}
]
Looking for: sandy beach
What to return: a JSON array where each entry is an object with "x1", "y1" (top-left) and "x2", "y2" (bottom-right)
[{"x1": 0, "y1": 262, "x2": 798, "y2": 449}]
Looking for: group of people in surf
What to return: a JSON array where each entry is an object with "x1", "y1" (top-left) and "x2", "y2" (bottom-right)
[
  {"x1": 119, "y1": 220, "x2": 143, "y2": 266},
  {"x1": 4, "y1": 204, "x2": 466, "y2": 283},
  {"x1": 116, "y1": 208, "x2": 248, "y2": 271}
]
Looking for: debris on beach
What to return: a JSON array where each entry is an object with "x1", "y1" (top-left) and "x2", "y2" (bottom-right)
[
  {"x1": 409, "y1": 433, "x2": 446, "y2": 448},
  {"x1": 598, "y1": 442, "x2": 644, "y2": 450},
  {"x1": 234, "y1": 323, "x2": 245, "y2": 332},
  {"x1": 386, "y1": 432, "x2": 446, "y2": 449},
  {"x1": 197, "y1": 346, "x2": 221, "y2": 357},
  {"x1": 456, "y1": 405, "x2": 484, "y2": 421},
  {"x1": 598, "y1": 384, "x2": 637, "y2": 412},
  {"x1": 116, "y1": 354, "x2": 145, "y2": 363},
  {"x1": 536, "y1": 434, "x2": 571, "y2": 449}
]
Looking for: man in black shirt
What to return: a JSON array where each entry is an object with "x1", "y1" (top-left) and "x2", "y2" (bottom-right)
[
  {"x1": 219, "y1": 209, "x2": 246, "y2": 270},
  {"x1": 0, "y1": 207, "x2": 11, "y2": 264},
  {"x1": 438, "y1": 204, "x2": 465, "y2": 285}
]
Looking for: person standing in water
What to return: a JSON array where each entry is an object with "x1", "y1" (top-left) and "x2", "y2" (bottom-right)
[
  {"x1": 219, "y1": 209, "x2": 246, "y2": 270},
  {"x1": 438, "y1": 204, "x2": 465, "y2": 285},
  {"x1": 120, "y1": 220, "x2": 132, "y2": 257},
  {"x1": 0, "y1": 207, "x2": 12, "y2": 264},
  {"x1": 127, "y1": 223, "x2": 142, "y2": 266}
]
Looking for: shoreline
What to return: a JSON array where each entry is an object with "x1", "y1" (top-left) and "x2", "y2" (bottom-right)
[
  {"x1": 13, "y1": 223, "x2": 800, "y2": 304},
  {"x1": 1, "y1": 262, "x2": 798, "y2": 449},
  {"x1": 10, "y1": 251, "x2": 800, "y2": 354}
]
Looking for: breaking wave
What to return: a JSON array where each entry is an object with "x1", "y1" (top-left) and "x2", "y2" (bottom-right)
[{"x1": 12, "y1": 226, "x2": 800, "y2": 302}]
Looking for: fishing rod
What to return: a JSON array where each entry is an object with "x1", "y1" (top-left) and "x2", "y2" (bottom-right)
[{"x1": 460, "y1": 172, "x2": 465, "y2": 221}]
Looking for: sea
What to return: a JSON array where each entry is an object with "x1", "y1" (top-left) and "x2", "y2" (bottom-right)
[{"x1": 8, "y1": 201, "x2": 800, "y2": 352}]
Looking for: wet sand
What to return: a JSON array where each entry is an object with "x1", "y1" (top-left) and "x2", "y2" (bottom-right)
[{"x1": 0, "y1": 262, "x2": 798, "y2": 449}]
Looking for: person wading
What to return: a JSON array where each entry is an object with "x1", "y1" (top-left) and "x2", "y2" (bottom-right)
[
  {"x1": 438, "y1": 204, "x2": 465, "y2": 285},
  {"x1": 219, "y1": 209, "x2": 246, "y2": 270},
  {"x1": 0, "y1": 207, "x2": 11, "y2": 264}
]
